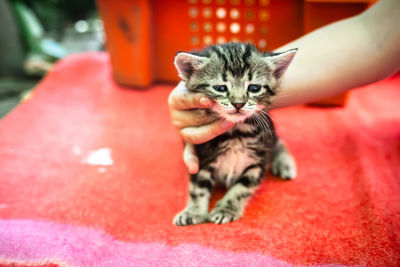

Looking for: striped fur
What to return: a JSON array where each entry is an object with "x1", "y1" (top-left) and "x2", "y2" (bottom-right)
[{"x1": 173, "y1": 43, "x2": 297, "y2": 225}]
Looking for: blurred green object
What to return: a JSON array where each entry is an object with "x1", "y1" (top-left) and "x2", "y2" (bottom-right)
[
  {"x1": 0, "y1": 0, "x2": 24, "y2": 77},
  {"x1": 10, "y1": 0, "x2": 66, "y2": 75},
  {"x1": 0, "y1": 0, "x2": 99, "y2": 118}
]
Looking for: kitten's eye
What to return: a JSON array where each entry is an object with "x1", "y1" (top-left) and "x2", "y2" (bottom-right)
[
  {"x1": 248, "y1": 84, "x2": 261, "y2": 93},
  {"x1": 213, "y1": 85, "x2": 228, "y2": 92}
]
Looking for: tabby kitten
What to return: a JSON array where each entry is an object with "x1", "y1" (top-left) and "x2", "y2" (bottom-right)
[{"x1": 173, "y1": 42, "x2": 297, "y2": 225}]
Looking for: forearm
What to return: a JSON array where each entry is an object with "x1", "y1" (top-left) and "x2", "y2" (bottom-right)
[{"x1": 272, "y1": 0, "x2": 400, "y2": 108}]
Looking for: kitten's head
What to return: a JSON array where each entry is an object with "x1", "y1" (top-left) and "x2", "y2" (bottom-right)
[{"x1": 174, "y1": 42, "x2": 296, "y2": 123}]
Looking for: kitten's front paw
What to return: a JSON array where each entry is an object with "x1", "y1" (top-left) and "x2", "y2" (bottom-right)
[
  {"x1": 209, "y1": 206, "x2": 241, "y2": 224},
  {"x1": 272, "y1": 152, "x2": 297, "y2": 180},
  {"x1": 173, "y1": 210, "x2": 208, "y2": 226}
]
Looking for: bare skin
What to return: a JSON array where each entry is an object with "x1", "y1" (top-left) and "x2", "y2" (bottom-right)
[
  {"x1": 168, "y1": 0, "x2": 400, "y2": 174},
  {"x1": 168, "y1": 85, "x2": 235, "y2": 173}
]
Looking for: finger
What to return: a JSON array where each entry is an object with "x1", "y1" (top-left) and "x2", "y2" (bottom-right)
[
  {"x1": 181, "y1": 120, "x2": 235, "y2": 144},
  {"x1": 183, "y1": 143, "x2": 199, "y2": 174},
  {"x1": 171, "y1": 109, "x2": 217, "y2": 129},
  {"x1": 168, "y1": 81, "x2": 214, "y2": 110}
]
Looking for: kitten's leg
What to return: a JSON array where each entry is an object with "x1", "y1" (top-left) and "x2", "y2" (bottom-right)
[
  {"x1": 209, "y1": 165, "x2": 262, "y2": 224},
  {"x1": 271, "y1": 139, "x2": 297, "y2": 180},
  {"x1": 173, "y1": 169, "x2": 214, "y2": 226}
]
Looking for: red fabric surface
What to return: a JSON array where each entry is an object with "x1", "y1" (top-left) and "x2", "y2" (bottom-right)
[{"x1": 0, "y1": 53, "x2": 399, "y2": 266}]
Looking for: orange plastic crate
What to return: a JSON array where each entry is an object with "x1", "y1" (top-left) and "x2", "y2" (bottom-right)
[
  {"x1": 97, "y1": 0, "x2": 303, "y2": 87},
  {"x1": 97, "y1": 0, "x2": 372, "y2": 106}
]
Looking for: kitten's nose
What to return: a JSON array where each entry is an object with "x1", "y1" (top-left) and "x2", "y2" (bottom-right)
[{"x1": 232, "y1": 102, "x2": 245, "y2": 111}]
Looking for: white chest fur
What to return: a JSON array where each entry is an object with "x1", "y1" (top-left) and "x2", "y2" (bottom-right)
[{"x1": 211, "y1": 123, "x2": 260, "y2": 187}]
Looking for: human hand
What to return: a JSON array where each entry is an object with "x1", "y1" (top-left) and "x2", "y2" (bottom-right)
[{"x1": 168, "y1": 81, "x2": 235, "y2": 174}]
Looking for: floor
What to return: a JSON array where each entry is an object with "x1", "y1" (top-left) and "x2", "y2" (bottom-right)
[{"x1": 1, "y1": 53, "x2": 399, "y2": 266}]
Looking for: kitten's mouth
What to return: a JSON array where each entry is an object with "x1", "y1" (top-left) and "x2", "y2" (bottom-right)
[
  {"x1": 228, "y1": 110, "x2": 245, "y2": 115},
  {"x1": 225, "y1": 111, "x2": 249, "y2": 122}
]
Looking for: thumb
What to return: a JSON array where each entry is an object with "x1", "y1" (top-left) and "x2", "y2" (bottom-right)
[{"x1": 183, "y1": 143, "x2": 199, "y2": 174}]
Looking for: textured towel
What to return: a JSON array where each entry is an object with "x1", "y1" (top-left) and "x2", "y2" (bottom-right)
[{"x1": 0, "y1": 53, "x2": 399, "y2": 267}]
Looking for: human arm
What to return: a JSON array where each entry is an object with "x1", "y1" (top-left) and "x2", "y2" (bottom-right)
[
  {"x1": 271, "y1": 0, "x2": 400, "y2": 108},
  {"x1": 168, "y1": 0, "x2": 400, "y2": 173}
]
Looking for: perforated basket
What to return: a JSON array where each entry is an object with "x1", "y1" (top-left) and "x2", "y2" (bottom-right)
[
  {"x1": 97, "y1": 0, "x2": 372, "y2": 106},
  {"x1": 97, "y1": 0, "x2": 303, "y2": 86}
]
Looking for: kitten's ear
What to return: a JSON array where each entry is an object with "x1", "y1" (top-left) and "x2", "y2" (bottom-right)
[
  {"x1": 267, "y1": 49, "x2": 297, "y2": 80},
  {"x1": 174, "y1": 52, "x2": 208, "y2": 81}
]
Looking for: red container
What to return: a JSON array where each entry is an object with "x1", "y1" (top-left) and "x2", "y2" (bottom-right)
[
  {"x1": 97, "y1": 0, "x2": 374, "y2": 105},
  {"x1": 97, "y1": 0, "x2": 303, "y2": 86}
]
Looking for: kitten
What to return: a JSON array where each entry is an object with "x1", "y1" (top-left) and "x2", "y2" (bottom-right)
[{"x1": 173, "y1": 42, "x2": 297, "y2": 225}]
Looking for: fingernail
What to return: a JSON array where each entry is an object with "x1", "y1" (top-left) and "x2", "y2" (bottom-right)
[{"x1": 200, "y1": 97, "x2": 212, "y2": 107}]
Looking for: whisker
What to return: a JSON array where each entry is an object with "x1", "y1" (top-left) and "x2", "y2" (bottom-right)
[
  {"x1": 255, "y1": 111, "x2": 272, "y2": 139},
  {"x1": 257, "y1": 109, "x2": 275, "y2": 122},
  {"x1": 253, "y1": 112, "x2": 271, "y2": 141},
  {"x1": 251, "y1": 114, "x2": 262, "y2": 130},
  {"x1": 257, "y1": 110, "x2": 275, "y2": 132},
  {"x1": 249, "y1": 116, "x2": 257, "y2": 127},
  {"x1": 252, "y1": 114, "x2": 266, "y2": 142}
]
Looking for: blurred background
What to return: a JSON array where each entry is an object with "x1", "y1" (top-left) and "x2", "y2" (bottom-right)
[
  {"x1": 0, "y1": 0, "x2": 104, "y2": 118},
  {"x1": 0, "y1": 0, "x2": 374, "y2": 118}
]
